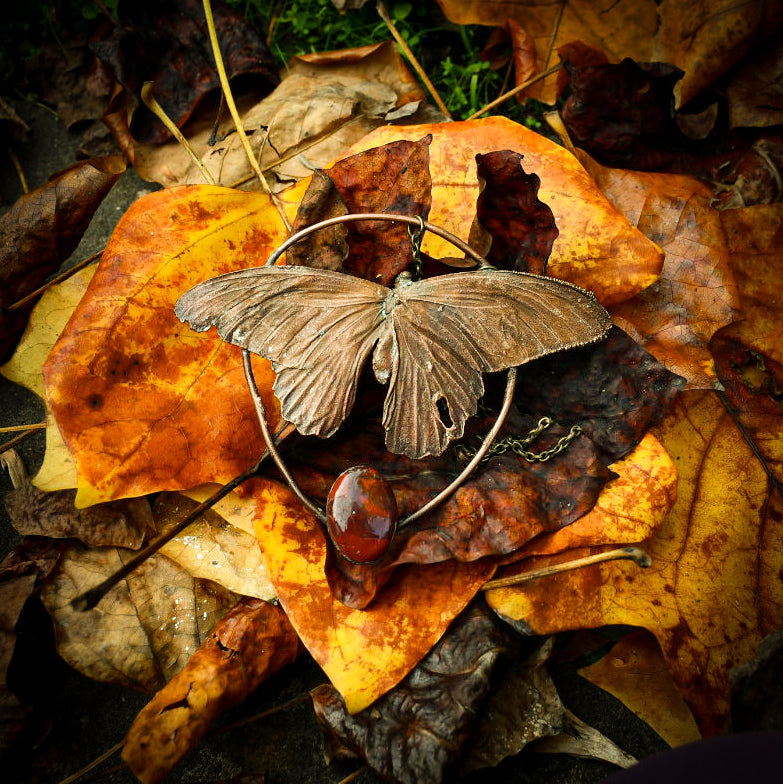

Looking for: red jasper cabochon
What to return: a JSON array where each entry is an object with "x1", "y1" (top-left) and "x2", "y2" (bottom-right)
[{"x1": 326, "y1": 466, "x2": 398, "y2": 563}]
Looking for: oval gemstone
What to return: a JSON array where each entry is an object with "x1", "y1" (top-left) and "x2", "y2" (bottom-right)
[{"x1": 326, "y1": 466, "x2": 398, "y2": 563}]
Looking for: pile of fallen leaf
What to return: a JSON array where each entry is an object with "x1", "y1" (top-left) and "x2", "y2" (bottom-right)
[{"x1": 2, "y1": 1, "x2": 783, "y2": 783}]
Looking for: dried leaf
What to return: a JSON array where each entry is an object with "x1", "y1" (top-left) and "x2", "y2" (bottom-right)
[
  {"x1": 154, "y1": 492, "x2": 276, "y2": 601},
  {"x1": 43, "y1": 186, "x2": 289, "y2": 507},
  {"x1": 311, "y1": 602, "x2": 507, "y2": 784},
  {"x1": 470, "y1": 150, "x2": 558, "y2": 275},
  {"x1": 727, "y1": 38, "x2": 783, "y2": 128},
  {"x1": 486, "y1": 389, "x2": 783, "y2": 735},
  {"x1": 575, "y1": 152, "x2": 742, "y2": 387},
  {"x1": 40, "y1": 546, "x2": 237, "y2": 691},
  {"x1": 0, "y1": 155, "x2": 125, "y2": 309},
  {"x1": 578, "y1": 628, "x2": 701, "y2": 748},
  {"x1": 731, "y1": 629, "x2": 783, "y2": 732},
  {"x1": 250, "y1": 478, "x2": 495, "y2": 713},
  {"x1": 349, "y1": 119, "x2": 664, "y2": 305},
  {"x1": 122, "y1": 598, "x2": 300, "y2": 784}
]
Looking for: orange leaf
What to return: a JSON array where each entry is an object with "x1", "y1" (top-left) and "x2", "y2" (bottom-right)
[
  {"x1": 43, "y1": 186, "x2": 288, "y2": 507},
  {"x1": 250, "y1": 478, "x2": 495, "y2": 713},
  {"x1": 576, "y1": 152, "x2": 742, "y2": 387},
  {"x1": 348, "y1": 118, "x2": 663, "y2": 305},
  {"x1": 122, "y1": 598, "x2": 300, "y2": 784},
  {"x1": 486, "y1": 390, "x2": 783, "y2": 735}
]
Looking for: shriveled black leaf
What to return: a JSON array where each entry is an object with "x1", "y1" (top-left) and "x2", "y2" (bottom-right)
[{"x1": 311, "y1": 602, "x2": 508, "y2": 784}]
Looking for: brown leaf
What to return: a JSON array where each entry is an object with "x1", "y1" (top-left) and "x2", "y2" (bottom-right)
[
  {"x1": 3, "y1": 449, "x2": 154, "y2": 547},
  {"x1": 0, "y1": 155, "x2": 126, "y2": 309},
  {"x1": 40, "y1": 546, "x2": 238, "y2": 692},
  {"x1": 469, "y1": 150, "x2": 558, "y2": 274},
  {"x1": 727, "y1": 38, "x2": 783, "y2": 128},
  {"x1": 575, "y1": 152, "x2": 742, "y2": 388},
  {"x1": 311, "y1": 602, "x2": 508, "y2": 784},
  {"x1": 122, "y1": 598, "x2": 300, "y2": 784},
  {"x1": 731, "y1": 629, "x2": 783, "y2": 732}
]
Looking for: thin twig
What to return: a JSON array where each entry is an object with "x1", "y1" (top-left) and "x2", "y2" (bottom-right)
[
  {"x1": 214, "y1": 692, "x2": 313, "y2": 735},
  {"x1": 202, "y1": 0, "x2": 292, "y2": 230},
  {"x1": 0, "y1": 423, "x2": 46, "y2": 433},
  {"x1": 7, "y1": 147, "x2": 28, "y2": 193},
  {"x1": 0, "y1": 429, "x2": 44, "y2": 455},
  {"x1": 481, "y1": 547, "x2": 651, "y2": 591},
  {"x1": 336, "y1": 765, "x2": 370, "y2": 784},
  {"x1": 141, "y1": 82, "x2": 216, "y2": 185},
  {"x1": 543, "y1": 0, "x2": 567, "y2": 69},
  {"x1": 376, "y1": 1, "x2": 452, "y2": 119},
  {"x1": 466, "y1": 63, "x2": 562, "y2": 121},
  {"x1": 9, "y1": 250, "x2": 103, "y2": 312},
  {"x1": 55, "y1": 741, "x2": 123, "y2": 784}
]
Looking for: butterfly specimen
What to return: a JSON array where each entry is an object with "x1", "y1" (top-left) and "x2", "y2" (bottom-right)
[{"x1": 175, "y1": 263, "x2": 612, "y2": 460}]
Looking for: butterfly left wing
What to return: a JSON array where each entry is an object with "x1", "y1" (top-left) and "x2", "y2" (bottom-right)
[
  {"x1": 382, "y1": 269, "x2": 612, "y2": 458},
  {"x1": 176, "y1": 266, "x2": 388, "y2": 438}
]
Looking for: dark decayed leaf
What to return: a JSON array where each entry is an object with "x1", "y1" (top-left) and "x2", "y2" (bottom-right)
[
  {"x1": 311, "y1": 601, "x2": 508, "y2": 784},
  {"x1": 289, "y1": 136, "x2": 433, "y2": 286},
  {"x1": 469, "y1": 150, "x2": 558, "y2": 275},
  {"x1": 122, "y1": 598, "x2": 300, "y2": 784},
  {"x1": 516, "y1": 327, "x2": 686, "y2": 463},
  {"x1": 731, "y1": 629, "x2": 783, "y2": 732},
  {"x1": 90, "y1": 0, "x2": 277, "y2": 145},
  {"x1": 0, "y1": 155, "x2": 126, "y2": 310}
]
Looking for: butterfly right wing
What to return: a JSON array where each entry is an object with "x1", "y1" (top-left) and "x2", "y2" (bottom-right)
[{"x1": 176, "y1": 265, "x2": 387, "y2": 438}]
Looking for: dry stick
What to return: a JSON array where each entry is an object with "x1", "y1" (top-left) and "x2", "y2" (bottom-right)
[
  {"x1": 9, "y1": 250, "x2": 103, "y2": 312},
  {"x1": 70, "y1": 424, "x2": 296, "y2": 612},
  {"x1": 465, "y1": 63, "x2": 562, "y2": 121},
  {"x1": 7, "y1": 147, "x2": 28, "y2": 193},
  {"x1": 336, "y1": 765, "x2": 370, "y2": 784},
  {"x1": 543, "y1": 0, "x2": 567, "y2": 71},
  {"x1": 141, "y1": 82, "x2": 216, "y2": 186},
  {"x1": 0, "y1": 423, "x2": 46, "y2": 433},
  {"x1": 0, "y1": 428, "x2": 44, "y2": 456},
  {"x1": 376, "y1": 0, "x2": 452, "y2": 119},
  {"x1": 202, "y1": 0, "x2": 292, "y2": 231},
  {"x1": 55, "y1": 741, "x2": 124, "y2": 784},
  {"x1": 480, "y1": 547, "x2": 651, "y2": 591}
]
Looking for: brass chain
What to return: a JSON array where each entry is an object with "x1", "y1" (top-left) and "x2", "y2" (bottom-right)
[{"x1": 457, "y1": 416, "x2": 583, "y2": 463}]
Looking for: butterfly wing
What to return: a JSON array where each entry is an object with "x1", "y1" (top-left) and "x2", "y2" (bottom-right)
[
  {"x1": 176, "y1": 266, "x2": 388, "y2": 438},
  {"x1": 382, "y1": 269, "x2": 612, "y2": 458}
]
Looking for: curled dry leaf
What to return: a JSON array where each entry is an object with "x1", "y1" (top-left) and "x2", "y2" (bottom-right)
[
  {"x1": 122, "y1": 597, "x2": 300, "y2": 784},
  {"x1": 578, "y1": 628, "x2": 701, "y2": 748},
  {"x1": 250, "y1": 477, "x2": 495, "y2": 714},
  {"x1": 574, "y1": 151, "x2": 741, "y2": 388},
  {"x1": 486, "y1": 389, "x2": 783, "y2": 735},
  {"x1": 349, "y1": 119, "x2": 664, "y2": 306},
  {"x1": 43, "y1": 186, "x2": 288, "y2": 507},
  {"x1": 40, "y1": 546, "x2": 237, "y2": 692},
  {"x1": 0, "y1": 155, "x2": 125, "y2": 310},
  {"x1": 154, "y1": 492, "x2": 276, "y2": 601},
  {"x1": 311, "y1": 602, "x2": 508, "y2": 784}
]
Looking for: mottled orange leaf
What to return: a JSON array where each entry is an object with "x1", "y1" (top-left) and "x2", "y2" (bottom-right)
[
  {"x1": 579, "y1": 628, "x2": 701, "y2": 748},
  {"x1": 576, "y1": 151, "x2": 741, "y2": 387},
  {"x1": 487, "y1": 390, "x2": 783, "y2": 735},
  {"x1": 250, "y1": 478, "x2": 495, "y2": 714},
  {"x1": 122, "y1": 598, "x2": 300, "y2": 784},
  {"x1": 43, "y1": 186, "x2": 288, "y2": 507},
  {"x1": 349, "y1": 119, "x2": 663, "y2": 305}
]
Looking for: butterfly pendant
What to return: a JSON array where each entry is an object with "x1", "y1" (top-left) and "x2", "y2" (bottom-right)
[{"x1": 175, "y1": 265, "x2": 612, "y2": 459}]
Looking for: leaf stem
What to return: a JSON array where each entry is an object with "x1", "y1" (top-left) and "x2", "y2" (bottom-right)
[
  {"x1": 0, "y1": 423, "x2": 46, "y2": 433},
  {"x1": 466, "y1": 63, "x2": 562, "y2": 121},
  {"x1": 376, "y1": 0, "x2": 452, "y2": 119},
  {"x1": 0, "y1": 428, "x2": 44, "y2": 455},
  {"x1": 201, "y1": 0, "x2": 292, "y2": 230},
  {"x1": 481, "y1": 547, "x2": 651, "y2": 591},
  {"x1": 141, "y1": 82, "x2": 216, "y2": 186},
  {"x1": 55, "y1": 741, "x2": 123, "y2": 784}
]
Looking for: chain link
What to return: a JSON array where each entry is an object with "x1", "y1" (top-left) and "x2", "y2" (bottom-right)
[{"x1": 456, "y1": 417, "x2": 583, "y2": 463}]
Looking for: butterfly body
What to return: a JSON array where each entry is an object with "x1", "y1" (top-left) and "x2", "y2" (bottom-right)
[{"x1": 176, "y1": 264, "x2": 611, "y2": 459}]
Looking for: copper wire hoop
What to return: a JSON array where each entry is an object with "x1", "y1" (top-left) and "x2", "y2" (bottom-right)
[{"x1": 242, "y1": 212, "x2": 517, "y2": 529}]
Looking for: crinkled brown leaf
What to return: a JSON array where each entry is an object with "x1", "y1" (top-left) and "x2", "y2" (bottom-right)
[
  {"x1": 574, "y1": 152, "x2": 741, "y2": 388},
  {"x1": 3, "y1": 449, "x2": 154, "y2": 547},
  {"x1": 122, "y1": 598, "x2": 300, "y2": 784},
  {"x1": 727, "y1": 38, "x2": 783, "y2": 128},
  {"x1": 290, "y1": 136, "x2": 432, "y2": 286},
  {"x1": 0, "y1": 155, "x2": 126, "y2": 309},
  {"x1": 311, "y1": 602, "x2": 508, "y2": 784},
  {"x1": 516, "y1": 327, "x2": 686, "y2": 463},
  {"x1": 469, "y1": 150, "x2": 558, "y2": 275},
  {"x1": 90, "y1": 0, "x2": 277, "y2": 145},
  {"x1": 40, "y1": 546, "x2": 237, "y2": 692}
]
